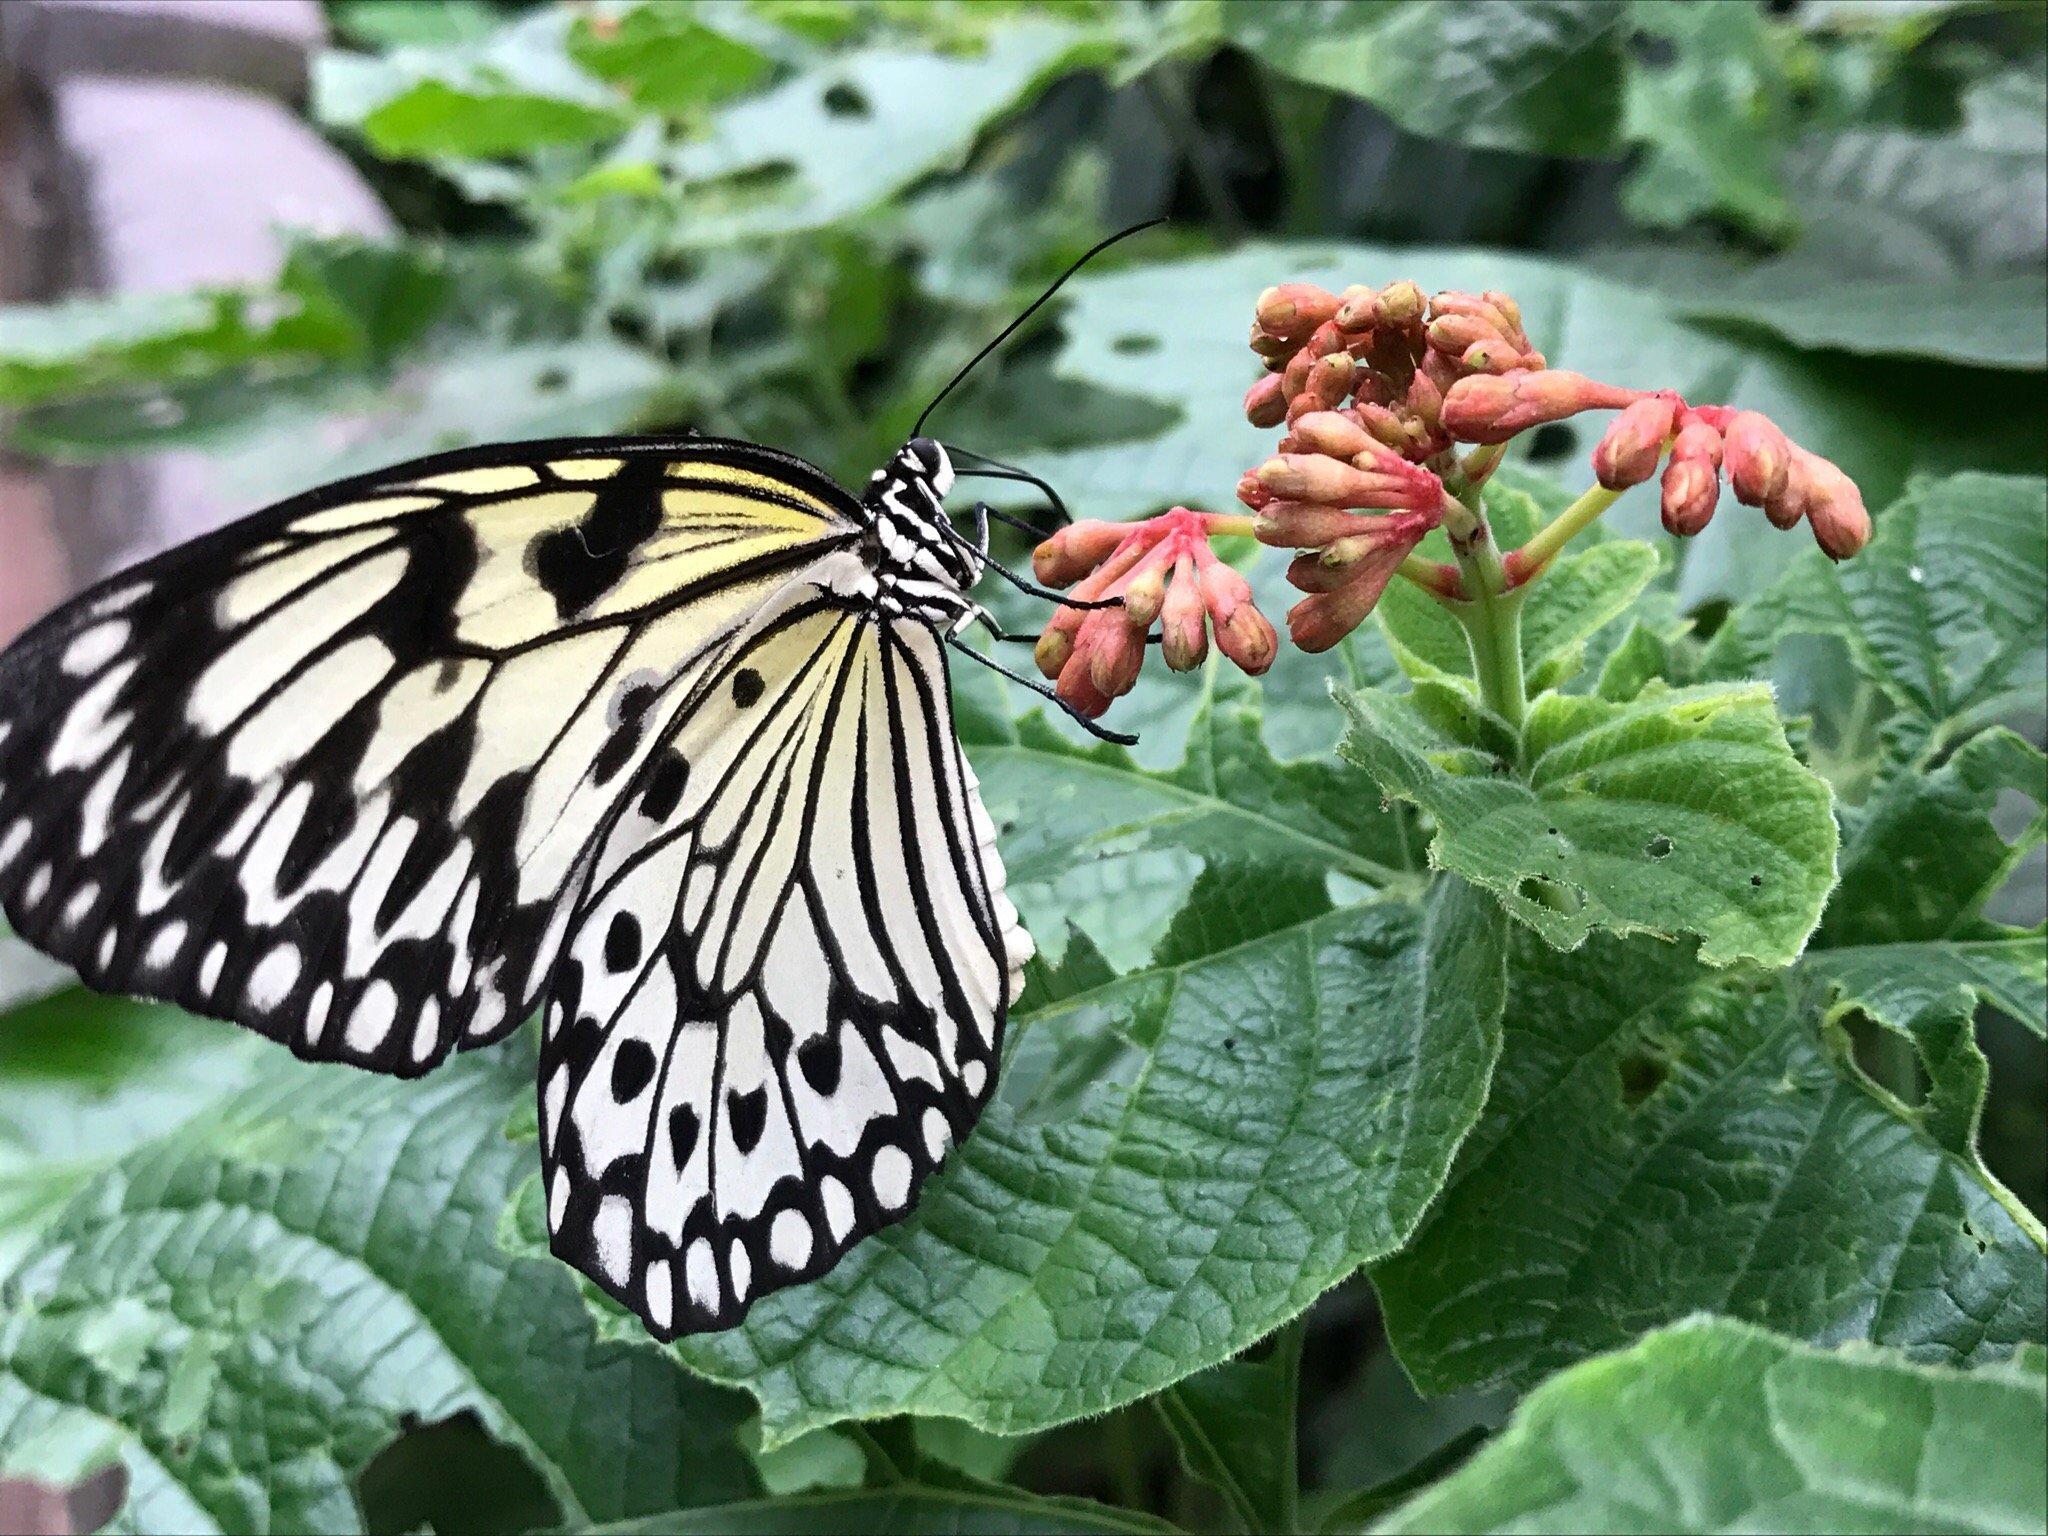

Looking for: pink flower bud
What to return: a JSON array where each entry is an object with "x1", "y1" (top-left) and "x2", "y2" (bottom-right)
[
  {"x1": 1592, "y1": 392, "x2": 1680, "y2": 490},
  {"x1": 1160, "y1": 555, "x2": 1207, "y2": 671},
  {"x1": 1034, "y1": 625, "x2": 1072, "y2": 680},
  {"x1": 1120, "y1": 559, "x2": 1168, "y2": 628},
  {"x1": 1255, "y1": 283, "x2": 1340, "y2": 342},
  {"x1": 1459, "y1": 339, "x2": 1527, "y2": 375},
  {"x1": 1255, "y1": 502, "x2": 1399, "y2": 547},
  {"x1": 1290, "y1": 410, "x2": 1375, "y2": 461},
  {"x1": 1378, "y1": 280, "x2": 1425, "y2": 324},
  {"x1": 1281, "y1": 345, "x2": 1317, "y2": 401},
  {"x1": 1249, "y1": 323, "x2": 1296, "y2": 364},
  {"x1": 1244, "y1": 372, "x2": 1288, "y2": 427},
  {"x1": 1303, "y1": 352, "x2": 1356, "y2": 410},
  {"x1": 1722, "y1": 411, "x2": 1791, "y2": 509},
  {"x1": 1216, "y1": 604, "x2": 1277, "y2": 675},
  {"x1": 1054, "y1": 647, "x2": 1114, "y2": 718},
  {"x1": 1793, "y1": 448, "x2": 1870, "y2": 559},
  {"x1": 1078, "y1": 609, "x2": 1144, "y2": 698},
  {"x1": 1237, "y1": 470, "x2": 1274, "y2": 511},
  {"x1": 1440, "y1": 369, "x2": 1640, "y2": 444},
  {"x1": 1256, "y1": 452, "x2": 1442, "y2": 515},
  {"x1": 1354, "y1": 402, "x2": 1417, "y2": 452},
  {"x1": 1334, "y1": 284, "x2": 1382, "y2": 332},
  {"x1": 1033, "y1": 520, "x2": 1133, "y2": 587},
  {"x1": 1658, "y1": 418, "x2": 1724, "y2": 537}
]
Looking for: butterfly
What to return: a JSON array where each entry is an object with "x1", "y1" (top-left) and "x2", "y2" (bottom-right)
[{"x1": 0, "y1": 226, "x2": 1152, "y2": 1337}]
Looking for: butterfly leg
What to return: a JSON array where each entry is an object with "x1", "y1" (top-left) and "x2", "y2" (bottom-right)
[{"x1": 945, "y1": 633, "x2": 1138, "y2": 746}]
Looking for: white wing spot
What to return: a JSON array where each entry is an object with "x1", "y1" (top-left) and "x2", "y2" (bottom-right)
[
  {"x1": 728, "y1": 1242, "x2": 752, "y2": 1303},
  {"x1": 593, "y1": 1194, "x2": 633, "y2": 1284},
  {"x1": 344, "y1": 979, "x2": 398, "y2": 1053},
  {"x1": 96, "y1": 930, "x2": 117, "y2": 970},
  {"x1": 61, "y1": 620, "x2": 130, "y2": 676},
  {"x1": 0, "y1": 818, "x2": 28, "y2": 872},
  {"x1": 247, "y1": 943, "x2": 302, "y2": 1009},
  {"x1": 144, "y1": 921, "x2": 188, "y2": 971},
  {"x1": 305, "y1": 981, "x2": 334, "y2": 1045},
  {"x1": 410, "y1": 998, "x2": 442, "y2": 1063},
  {"x1": 768, "y1": 1209, "x2": 813, "y2": 1271},
  {"x1": 821, "y1": 1176, "x2": 855, "y2": 1241},
  {"x1": 22, "y1": 864, "x2": 51, "y2": 908},
  {"x1": 645, "y1": 1258, "x2": 673, "y2": 1332},
  {"x1": 921, "y1": 1106, "x2": 951, "y2": 1162},
  {"x1": 870, "y1": 1144, "x2": 912, "y2": 1211},
  {"x1": 962, "y1": 1060, "x2": 987, "y2": 1099},
  {"x1": 61, "y1": 882, "x2": 99, "y2": 929},
  {"x1": 199, "y1": 942, "x2": 227, "y2": 995},
  {"x1": 549, "y1": 1167, "x2": 571, "y2": 1230},
  {"x1": 685, "y1": 1238, "x2": 720, "y2": 1313}
]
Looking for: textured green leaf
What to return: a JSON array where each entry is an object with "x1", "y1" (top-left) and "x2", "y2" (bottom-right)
[
  {"x1": 1372, "y1": 1318, "x2": 2048, "y2": 1536},
  {"x1": 1336, "y1": 681, "x2": 1838, "y2": 966},
  {"x1": 568, "y1": 6, "x2": 771, "y2": 115},
  {"x1": 651, "y1": 880, "x2": 1505, "y2": 1447},
  {"x1": 964, "y1": 688, "x2": 1421, "y2": 971},
  {"x1": 1373, "y1": 934, "x2": 2047, "y2": 1396},
  {"x1": 1156, "y1": 1324, "x2": 1301, "y2": 1535},
  {"x1": 590, "y1": 1483, "x2": 1178, "y2": 1535},
  {"x1": 1223, "y1": 1, "x2": 1629, "y2": 158},
  {"x1": 0, "y1": 1027, "x2": 754, "y2": 1534},
  {"x1": 667, "y1": 20, "x2": 1105, "y2": 243},
  {"x1": 358, "y1": 79, "x2": 629, "y2": 157}
]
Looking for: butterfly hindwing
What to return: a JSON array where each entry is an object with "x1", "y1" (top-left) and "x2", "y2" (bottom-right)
[
  {"x1": 540, "y1": 594, "x2": 1032, "y2": 1334},
  {"x1": 0, "y1": 437, "x2": 858, "y2": 1074}
]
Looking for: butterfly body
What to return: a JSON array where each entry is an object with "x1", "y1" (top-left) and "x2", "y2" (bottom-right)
[{"x1": 0, "y1": 430, "x2": 1031, "y2": 1336}]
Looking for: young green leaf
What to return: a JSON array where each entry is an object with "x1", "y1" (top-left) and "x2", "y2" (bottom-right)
[
  {"x1": 1155, "y1": 1324, "x2": 1302, "y2": 1536},
  {"x1": 0, "y1": 1030, "x2": 755, "y2": 1533},
  {"x1": 586, "y1": 1483, "x2": 1181, "y2": 1535},
  {"x1": 1371, "y1": 1318, "x2": 2048, "y2": 1535},
  {"x1": 654, "y1": 880, "x2": 1505, "y2": 1448},
  {"x1": 1373, "y1": 934, "x2": 2046, "y2": 1396},
  {"x1": 1335, "y1": 680, "x2": 1838, "y2": 966}
]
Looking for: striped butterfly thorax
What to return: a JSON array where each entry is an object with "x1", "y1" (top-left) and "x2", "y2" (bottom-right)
[{"x1": 0, "y1": 429, "x2": 1034, "y2": 1335}]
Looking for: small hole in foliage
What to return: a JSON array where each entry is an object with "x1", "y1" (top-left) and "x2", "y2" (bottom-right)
[
  {"x1": 1750, "y1": 873, "x2": 1765, "y2": 888},
  {"x1": 822, "y1": 81, "x2": 871, "y2": 117},
  {"x1": 358, "y1": 1410, "x2": 561, "y2": 1536},
  {"x1": 1961, "y1": 1217, "x2": 1989, "y2": 1254},
  {"x1": 1618, "y1": 1050, "x2": 1669, "y2": 1109},
  {"x1": 1646, "y1": 834, "x2": 1673, "y2": 859},
  {"x1": 1527, "y1": 423, "x2": 1577, "y2": 463},
  {"x1": 1111, "y1": 333, "x2": 1160, "y2": 356},
  {"x1": 1516, "y1": 875, "x2": 1584, "y2": 915}
]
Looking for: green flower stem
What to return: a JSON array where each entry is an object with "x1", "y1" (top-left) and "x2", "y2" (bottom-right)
[
  {"x1": 1507, "y1": 482, "x2": 1623, "y2": 587},
  {"x1": 1442, "y1": 492, "x2": 1529, "y2": 731}
]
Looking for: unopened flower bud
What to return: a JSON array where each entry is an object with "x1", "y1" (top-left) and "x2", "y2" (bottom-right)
[
  {"x1": 1249, "y1": 323, "x2": 1296, "y2": 363},
  {"x1": 1593, "y1": 392, "x2": 1680, "y2": 490},
  {"x1": 1483, "y1": 290, "x2": 1523, "y2": 335},
  {"x1": 1440, "y1": 369, "x2": 1640, "y2": 444},
  {"x1": 1379, "y1": 280, "x2": 1425, "y2": 324},
  {"x1": 1303, "y1": 352, "x2": 1355, "y2": 410},
  {"x1": 1281, "y1": 344, "x2": 1317, "y2": 401},
  {"x1": 1054, "y1": 649, "x2": 1114, "y2": 719},
  {"x1": 1034, "y1": 519, "x2": 1132, "y2": 587},
  {"x1": 1427, "y1": 312, "x2": 1505, "y2": 358},
  {"x1": 1660, "y1": 461, "x2": 1719, "y2": 536},
  {"x1": 1460, "y1": 339, "x2": 1525, "y2": 375},
  {"x1": 1160, "y1": 555, "x2": 1207, "y2": 671},
  {"x1": 1255, "y1": 283, "x2": 1340, "y2": 342},
  {"x1": 1290, "y1": 409, "x2": 1374, "y2": 461},
  {"x1": 1121, "y1": 560, "x2": 1168, "y2": 628},
  {"x1": 1033, "y1": 625, "x2": 1072, "y2": 680},
  {"x1": 1723, "y1": 411, "x2": 1791, "y2": 510},
  {"x1": 1255, "y1": 501, "x2": 1398, "y2": 547},
  {"x1": 1305, "y1": 320, "x2": 1347, "y2": 360},
  {"x1": 1794, "y1": 449, "x2": 1870, "y2": 559},
  {"x1": 1354, "y1": 401, "x2": 1416, "y2": 451},
  {"x1": 1237, "y1": 470, "x2": 1274, "y2": 511},
  {"x1": 1080, "y1": 611, "x2": 1144, "y2": 698},
  {"x1": 1244, "y1": 372, "x2": 1288, "y2": 427},
  {"x1": 1334, "y1": 284, "x2": 1382, "y2": 332}
]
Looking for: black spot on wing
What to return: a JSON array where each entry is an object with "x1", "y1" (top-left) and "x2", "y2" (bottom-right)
[
  {"x1": 727, "y1": 1086, "x2": 767, "y2": 1155},
  {"x1": 668, "y1": 1102, "x2": 700, "y2": 1166},
  {"x1": 611, "y1": 1038, "x2": 657, "y2": 1101},
  {"x1": 605, "y1": 912, "x2": 641, "y2": 973},
  {"x1": 731, "y1": 668, "x2": 764, "y2": 708},
  {"x1": 528, "y1": 460, "x2": 664, "y2": 619},
  {"x1": 797, "y1": 1029, "x2": 842, "y2": 1095},
  {"x1": 640, "y1": 752, "x2": 688, "y2": 821}
]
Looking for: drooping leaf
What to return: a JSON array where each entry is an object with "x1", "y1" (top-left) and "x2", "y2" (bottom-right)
[
  {"x1": 666, "y1": 20, "x2": 1108, "y2": 243},
  {"x1": 1155, "y1": 1323, "x2": 1301, "y2": 1535},
  {"x1": 1371, "y1": 1318, "x2": 2048, "y2": 1536},
  {"x1": 1220, "y1": 1, "x2": 1629, "y2": 158},
  {"x1": 646, "y1": 879, "x2": 1505, "y2": 1448},
  {"x1": 588, "y1": 1482, "x2": 1180, "y2": 1535},
  {"x1": 1335, "y1": 680, "x2": 1839, "y2": 966},
  {"x1": 0, "y1": 1022, "x2": 755, "y2": 1534},
  {"x1": 1373, "y1": 933, "x2": 2046, "y2": 1396}
]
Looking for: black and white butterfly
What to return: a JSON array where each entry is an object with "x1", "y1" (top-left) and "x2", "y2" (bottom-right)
[{"x1": 0, "y1": 228, "x2": 1152, "y2": 1336}]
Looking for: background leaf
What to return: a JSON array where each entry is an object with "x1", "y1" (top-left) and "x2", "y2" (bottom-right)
[{"x1": 1371, "y1": 1317, "x2": 2048, "y2": 1536}]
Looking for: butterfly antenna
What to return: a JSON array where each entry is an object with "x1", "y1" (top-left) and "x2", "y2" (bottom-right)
[
  {"x1": 945, "y1": 634, "x2": 1138, "y2": 746},
  {"x1": 912, "y1": 219, "x2": 1166, "y2": 440}
]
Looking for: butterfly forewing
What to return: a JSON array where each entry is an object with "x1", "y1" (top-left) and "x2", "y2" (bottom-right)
[
  {"x1": 541, "y1": 594, "x2": 1032, "y2": 1334},
  {"x1": 0, "y1": 438, "x2": 858, "y2": 1074}
]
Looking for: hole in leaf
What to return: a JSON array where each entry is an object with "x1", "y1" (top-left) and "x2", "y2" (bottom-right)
[
  {"x1": 357, "y1": 1409, "x2": 562, "y2": 1536},
  {"x1": 1842, "y1": 1013, "x2": 1929, "y2": 1108},
  {"x1": 1526, "y1": 423, "x2": 1576, "y2": 463},
  {"x1": 1689, "y1": 598, "x2": 1732, "y2": 640},
  {"x1": 1750, "y1": 873, "x2": 1765, "y2": 888},
  {"x1": 1961, "y1": 1217, "x2": 1990, "y2": 1255},
  {"x1": 1646, "y1": 834, "x2": 1673, "y2": 859},
  {"x1": 1617, "y1": 1049, "x2": 1669, "y2": 1110},
  {"x1": 1516, "y1": 875, "x2": 1584, "y2": 915},
  {"x1": 822, "y1": 81, "x2": 871, "y2": 117},
  {"x1": 1223, "y1": 1037, "x2": 1236, "y2": 1052},
  {"x1": 1111, "y1": 333, "x2": 1160, "y2": 356},
  {"x1": 534, "y1": 366, "x2": 570, "y2": 392}
]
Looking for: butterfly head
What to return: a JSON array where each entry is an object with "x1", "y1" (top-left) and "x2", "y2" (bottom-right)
[{"x1": 861, "y1": 437, "x2": 981, "y2": 624}]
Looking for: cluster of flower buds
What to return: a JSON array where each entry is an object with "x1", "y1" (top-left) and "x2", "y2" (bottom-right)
[
  {"x1": 1586, "y1": 396, "x2": 1870, "y2": 559},
  {"x1": 1243, "y1": 280, "x2": 1554, "y2": 462},
  {"x1": 1032, "y1": 508, "x2": 1276, "y2": 718}
]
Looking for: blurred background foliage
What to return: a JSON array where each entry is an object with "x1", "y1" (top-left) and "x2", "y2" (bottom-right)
[{"x1": 0, "y1": 1, "x2": 2042, "y2": 1532}]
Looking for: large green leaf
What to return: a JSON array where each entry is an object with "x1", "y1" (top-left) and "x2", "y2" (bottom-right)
[
  {"x1": 666, "y1": 20, "x2": 1106, "y2": 243},
  {"x1": 644, "y1": 879, "x2": 1505, "y2": 1448},
  {"x1": 1335, "y1": 680, "x2": 1838, "y2": 967},
  {"x1": 1372, "y1": 933, "x2": 2047, "y2": 1396},
  {"x1": 1372, "y1": 1318, "x2": 2048, "y2": 1535},
  {"x1": 1220, "y1": 1, "x2": 1629, "y2": 158},
  {"x1": 0, "y1": 1020, "x2": 754, "y2": 1533}
]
